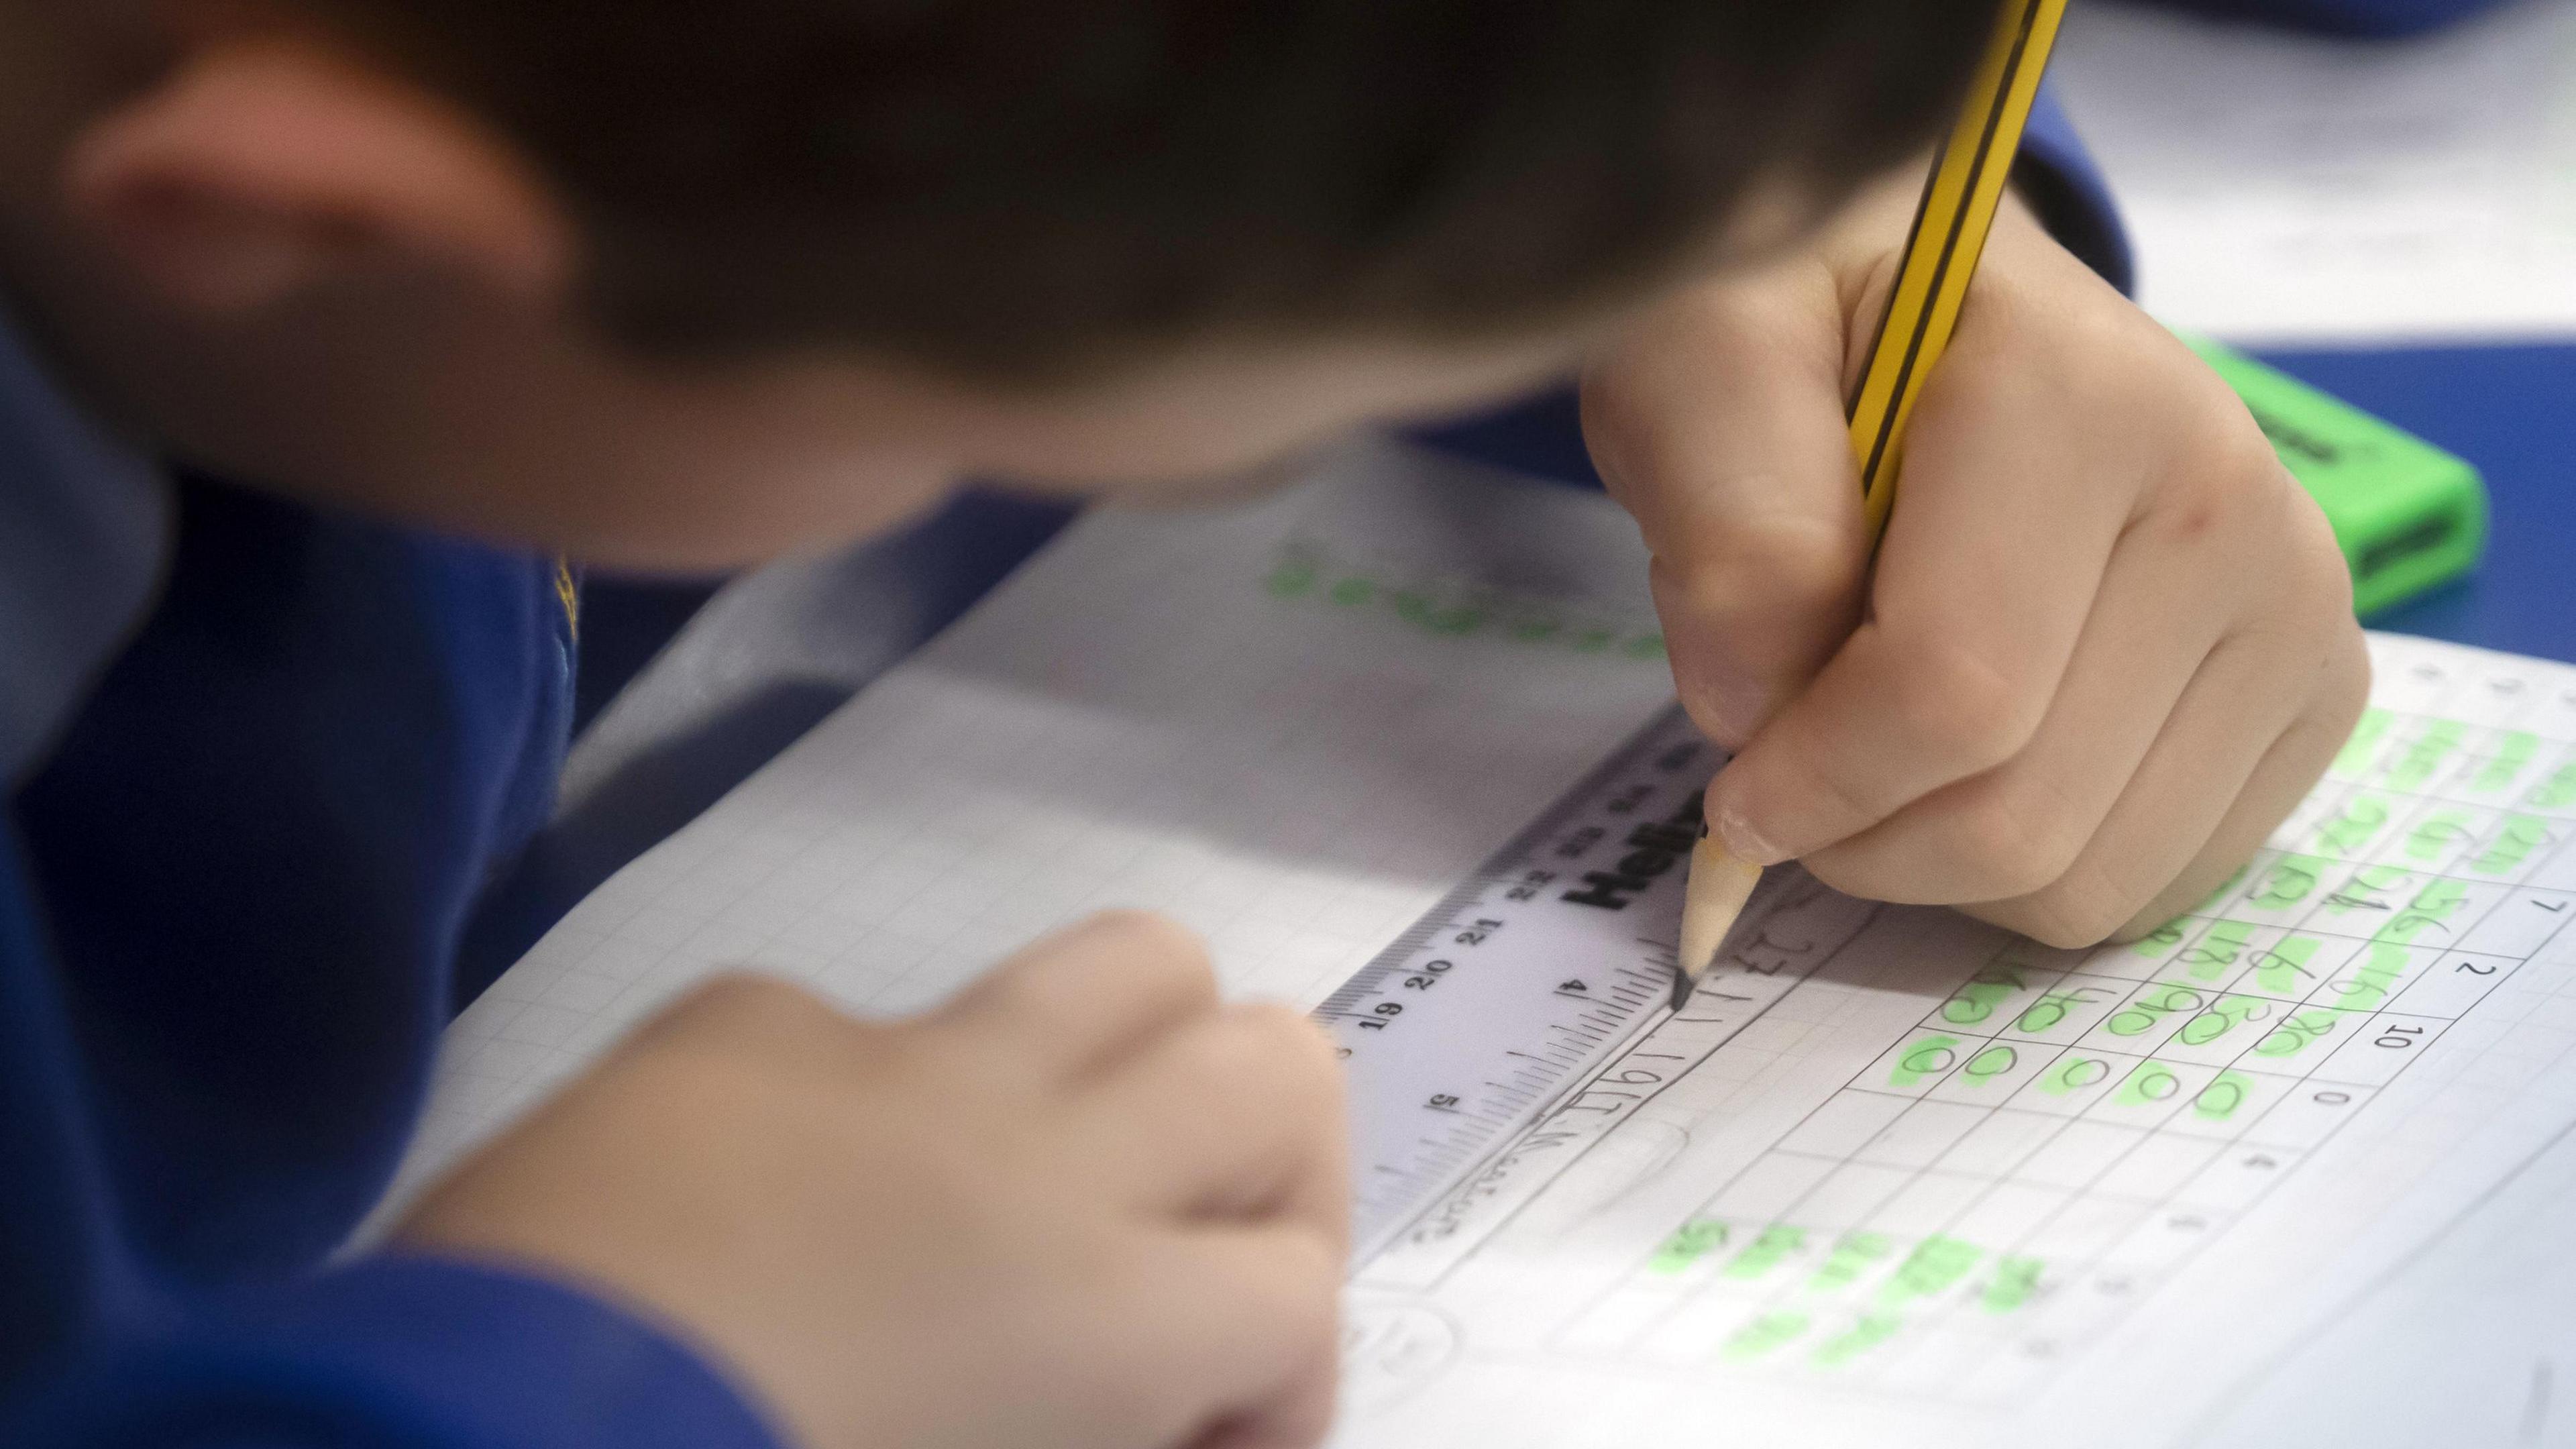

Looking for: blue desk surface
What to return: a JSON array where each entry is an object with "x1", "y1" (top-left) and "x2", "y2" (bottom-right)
[{"x1": 2256, "y1": 343, "x2": 2573, "y2": 665}]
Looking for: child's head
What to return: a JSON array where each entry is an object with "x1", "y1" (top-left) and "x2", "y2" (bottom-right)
[{"x1": 11, "y1": 0, "x2": 1990, "y2": 566}]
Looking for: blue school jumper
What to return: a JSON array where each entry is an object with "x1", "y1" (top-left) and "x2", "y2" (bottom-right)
[{"x1": 0, "y1": 87, "x2": 2128, "y2": 1447}]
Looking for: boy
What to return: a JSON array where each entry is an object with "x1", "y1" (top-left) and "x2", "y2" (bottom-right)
[{"x1": 0, "y1": 3, "x2": 2365, "y2": 1447}]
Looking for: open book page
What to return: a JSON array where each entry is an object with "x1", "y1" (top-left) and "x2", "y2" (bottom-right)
[{"x1": 398, "y1": 438, "x2": 2576, "y2": 1446}]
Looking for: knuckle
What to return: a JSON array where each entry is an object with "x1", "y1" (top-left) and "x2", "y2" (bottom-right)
[
  {"x1": 1882, "y1": 635, "x2": 2043, "y2": 775},
  {"x1": 1665, "y1": 511, "x2": 1868, "y2": 619},
  {"x1": 2006, "y1": 859, "x2": 2145, "y2": 949},
  {"x1": 2155, "y1": 405, "x2": 2277, "y2": 547},
  {"x1": 1946, "y1": 781, "x2": 2090, "y2": 902}
]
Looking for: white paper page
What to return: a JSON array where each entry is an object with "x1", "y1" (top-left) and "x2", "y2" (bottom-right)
[
  {"x1": 399, "y1": 441, "x2": 2576, "y2": 1447},
  {"x1": 2054, "y1": 0, "x2": 2576, "y2": 344},
  {"x1": 395, "y1": 436, "x2": 1680, "y2": 1194}
]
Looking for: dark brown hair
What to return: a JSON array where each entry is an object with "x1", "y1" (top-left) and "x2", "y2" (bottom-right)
[{"x1": 321, "y1": 0, "x2": 1997, "y2": 375}]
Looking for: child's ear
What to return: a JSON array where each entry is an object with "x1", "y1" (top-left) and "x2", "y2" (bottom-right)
[{"x1": 63, "y1": 39, "x2": 574, "y2": 314}]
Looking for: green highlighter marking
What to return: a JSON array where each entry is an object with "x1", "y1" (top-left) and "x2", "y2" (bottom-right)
[
  {"x1": 1982, "y1": 1256, "x2": 2047, "y2": 1314},
  {"x1": 2332, "y1": 942, "x2": 2414, "y2": 1010},
  {"x1": 2179, "y1": 997, "x2": 2267, "y2": 1048},
  {"x1": 1811, "y1": 1313, "x2": 1905, "y2": 1368},
  {"x1": 2194, "y1": 1069, "x2": 2256, "y2": 1122},
  {"x1": 2385, "y1": 718, "x2": 2465, "y2": 790},
  {"x1": 2174, "y1": 920, "x2": 2257, "y2": 982},
  {"x1": 2532, "y1": 760, "x2": 2576, "y2": 812},
  {"x1": 1890, "y1": 1034, "x2": 1962, "y2": 1088},
  {"x1": 2406, "y1": 808, "x2": 2476, "y2": 862},
  {"x1": 2475, "y1": 732, "x2": 2540, "y2": 794},
  {"x1": 2113, "y1": 1061, "x2": 2186, "y2": 1108},
  {"x1": 2251, "y1": 935, "x2": 2322, "y2": 996},
  {"x1": 2379, "y1": 879, "x2": 2470, "y2": 943},
  {"x1": 2472, "y1": 814, "x2": 2555, "y2": 876},
  {"x1": 1648, "y1": 1219, "x2": 1729, "y2": 1275},
  {"x1": 1880, "y1": 1236, "x2": 1983, "y2": 1309},
  {"x1": 2318, "y1": 794, "x2": 2395, "y2": 857},
  {"x1": 1806, "y1": 1232, "x2": 1894, "y2": 1293},
  {"x1": 1721, "y1": 1311, "x2": 1811, "y2": 1363},
  {"x1": 2333, "y1": 708, "x2": 2392, "y2": 777},
  {"x1": 1722, "y1": 1224, "x2": 1807, "y2": 1281},
  {"x1": 2039, "y1": 1054, "x2": 2110, "y2": 1097},
  {"x1": 2257, "y1": 1010, "x2": 2343, "y2": 1060},
  {"x1": 1942, "y1": 972, "x2": 2021, "y2": 1026},
  {"x1": 2251, "y1": 855, "x2": 2328, "y2": 912}
]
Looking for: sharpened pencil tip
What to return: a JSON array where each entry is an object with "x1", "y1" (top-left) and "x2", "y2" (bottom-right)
[
  {"x1": 1669, "y1": 967, "x2": 1694, "y2": 1013},
  {"x1": 1676, "y1": 835, "x2": 1764, "y2": 1009}
]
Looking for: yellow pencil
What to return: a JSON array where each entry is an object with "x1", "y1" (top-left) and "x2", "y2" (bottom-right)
[{"x1": 1674, "y1": 0, "x2": 2072, "y2": 1010}]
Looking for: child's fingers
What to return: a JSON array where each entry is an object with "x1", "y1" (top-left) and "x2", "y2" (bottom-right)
[
  {"x1": 1798, "y1": 512, "x2": 2245, "y2": 903},
  {"x1": 1144, "y1": 1226, "x2": 1344, "y2": 1449},
  {"x1": 1580, "y1": 264, "x2": 1871, "y2": 745},
  {"x1": 1967, "y1": 619, "x2": 2369, "y2": 947},
  {"x1": 1701, "y1": 306, "x2": 2171, "y2": 865},
  {"x1": 1191, "y1": 1342, "x2": 1341, "y2": 1449},
  {"x1": 2110, "y1": 652, "x2": 2372, "y2": 940},
  {"x1": 936, "y1": 910, "x2": 1218, "y2": 1081},
  {"x1": 1075, "y1": 1003, "x2": 1350, "y2": 1252}
]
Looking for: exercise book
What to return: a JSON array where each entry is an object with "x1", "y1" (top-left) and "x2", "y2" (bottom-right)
[{"x1": 393, "y1": 437, "x2": 2576, "y2": 1447}]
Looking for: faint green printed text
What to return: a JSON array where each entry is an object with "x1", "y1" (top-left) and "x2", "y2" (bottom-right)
[
  {"x1": 1722, "y1": 1225, "x2": 1807, "y2": 1281},
  {"x1": 1648, "y1": 1219, "x2": 1729, "y2": 1275},
  {"x1": 1806, "y1": 1233, "x2": 1894, "y2": 1293},
  {"x1": 1879, "y1": 1236, "x2": 1982, "y2": 1309},
  {"x1": 1811, "y1": 1312, "x2": 1904, "y2": 1368},
  {"x1": 1721, "y1": 1311, "x2": 1810, "y2": 1362},
  {"x1": 1260, "y1": 546, "x2": 1664, "y2": 660}
]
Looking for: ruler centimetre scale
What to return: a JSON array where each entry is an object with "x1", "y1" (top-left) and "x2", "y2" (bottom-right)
[{"x1": 1317, "y1": 706, "x2": 1876, "y2": 1268}]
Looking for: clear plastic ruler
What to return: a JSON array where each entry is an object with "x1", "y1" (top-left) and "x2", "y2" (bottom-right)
[{"x1": 1319, "y1": 705, "x2": 1876, "y2": 1267}]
